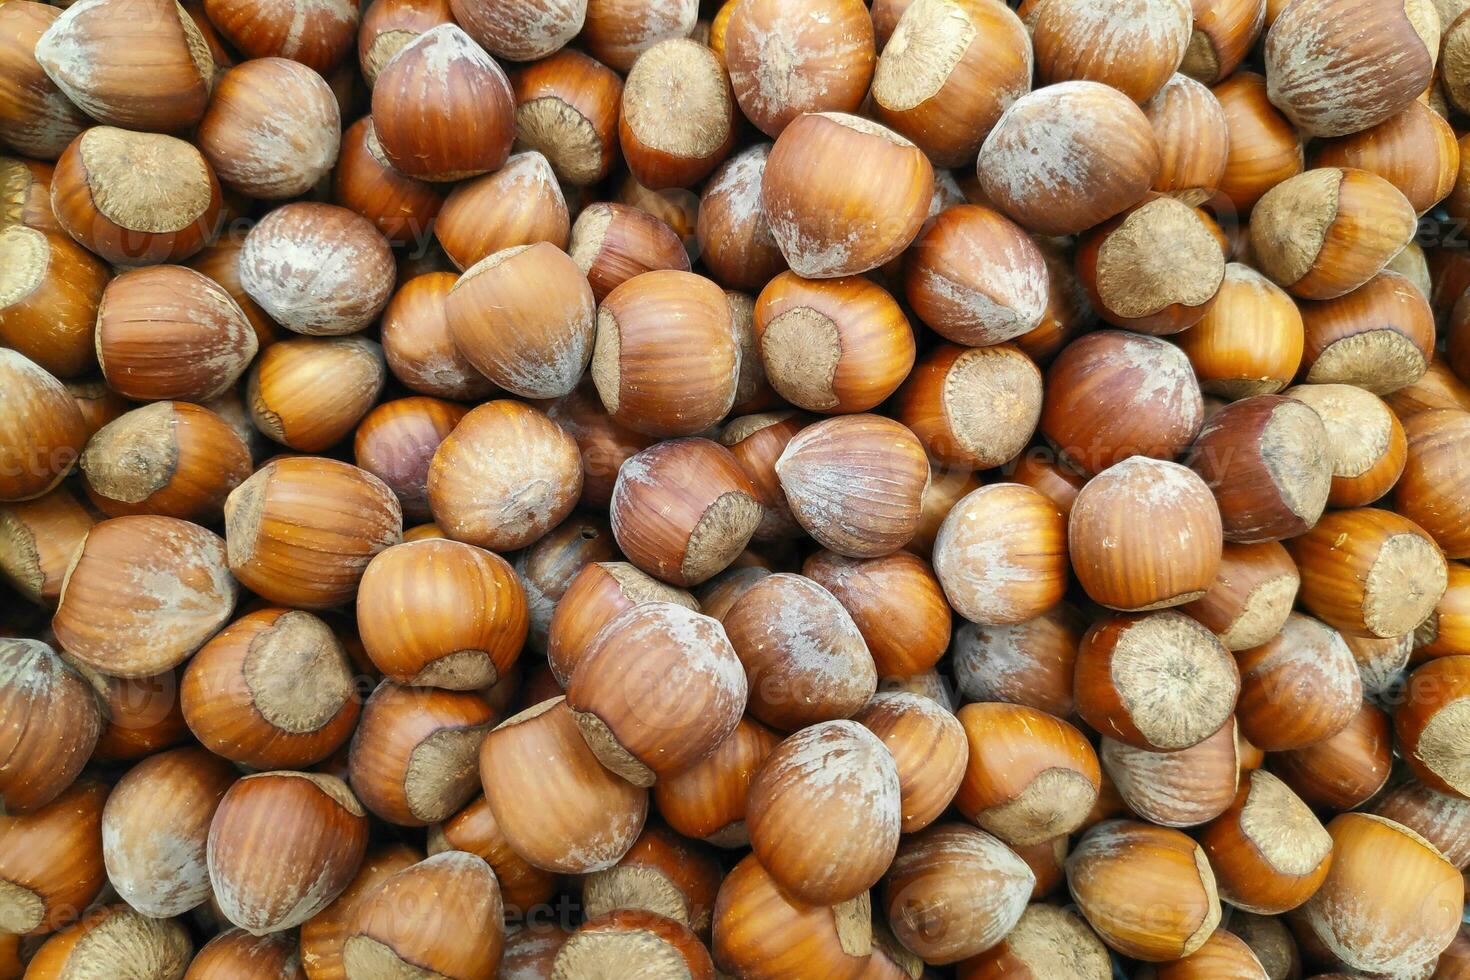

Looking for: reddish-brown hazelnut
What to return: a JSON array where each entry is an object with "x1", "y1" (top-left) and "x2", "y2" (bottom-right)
[
  {"x1": 1286, "y1": 383, "x2": 1408, "y2": 509},
  {"x1": 1180, "y1": 540, "x2": 1300, "y2": 652},
  {"x1": 933, "y1": 484, "x2": 1068, "y2": 627},
  {"x1": 73, "y1": 665, "x2": 187, "y2": 765},
  {"x1": 0, "y1": 155, "x2": 60, "y2": 233},
  {"x1": 185, "y1": 929, "x2": 305, "y2": 979},
  {"x1": 202, "y1": 0, "x2": 359, "y2": 72},
  {"x1": 854, "y1": 691, "x2": 967, "y2": 833},
  {"x1": 1297, "y1": 271, "x2": 1435, "y2": 394},
  {"x1": 0, "y1": 350, "x2": 86, "y2": 502},
  {"x1": 299, "y1": 843, "x2": 423, "y2": 980},
  {"x1": 1396, "y1": 409, "x2": 1470, "y2": 559},
  {"x1": 249, "y1": 336, "x2": 387, "y2": 452},
  {"x1": 696, "y1": 144, "x2": 787, "y2": 292},
  {"x1": 1269, "y1": 698, "x2": 1394, "y2": 810},
  {"x1": 1175, "y1": 264, "x2": 1303, "y2": 399},
  {"x1": 332, "y1": 116, "x2": 447, "y2": 246},
  {"x1": 652, "y1": 716, "x2": 779, "y2": 849},
  {"x1": 619, "y1": 38, "x2": 734, "y2": 190},
  {"x1": 554, "y1": 910, "x2": 713, "y2": 979},
  {"x1": 951, "y1": 604, "x2": 1083, "y2": 717},
  {"x1": 51, "y1": 127, "x2": 222, "y2": 266},
  {"x1": 1396, "y1": 656, "x2": 1470, "y2": 798},
  {"x1": 580, "y1": 0, "x2": 698, "y2": 73},
  {"x1": 1198, "y1": 768, "x2": 1332, "y2": 915},
  {"x1": 181, "y1": 608, "x2": 360, "y2": 769},
  {"x1": 511, "y1": 49, "x2": 622, "y2": 186},
  {"x1": 451, "y1": 0, "x2": 584, "y2": 60},
  {"x1": 719, "y1": 412, "x2": 808, "y2": 541},
  {"x1": 1315, "y1": 100, "x2": 1458, "y2": 215},
  {"x1": 429, "y1": 796, "x2": 555, "y2": 916},
  {"x1": 1144, "y1": 73, "x2": 1231, "y2": 205},
  {"x1": 1370, "y1": 779, "x2": 1470, "y2": 870},
  {"x1": 186, "y1": 232, "x2": 281, "y2": 351},
  {"x1": 0, "y1": 487, "x2": 95, "y2": 606},
  {"x1": 762, "y1": 112, "x2": 934, "y2": 278},
  {"x1": 802, "y1": 549, "x2": 951, "y2": 678},
  {"x1": 1069, "y1": 457, "x2": 1223, "y2": 611},
  {"x1": 435, "y1": 152, "x2": 568, "y2": 272},
  {"x1": 570, "y1": 202, "x2": 691, "y2": 304},
  {"x1": 427, "y1": 400, "x2": 582, "y2": 552},
  {"x1": 100, "y1": 747, "x2": 235, "y2": 920},
  {"x1": 379, "y1": 272, "x2": 494, "y2": 401},
  {"x1": 1235, "y1": 613, "x2": 1362, "y2": 751},
  {"x1": 478, "y1": 697, "x2": 648, "y2": 874},
  {"x1": 1041, "y1": 331, "x2": 1204, "y2": 477},
  {"x1": 357, "y1": 0, "x2": 453, "y2": 86},
  {"x1": 1032, "y1": 0, "x2": 1191, "y2": 102},
  {"x1": 546, "y1": 561, "x2": 697, "y2": 686},
  {"x1": 225, "y1": 457, "x2": 403, "y2": 609},
  {"x1": 0, "y1": 779, "x2": 104, "y2": 937},
  {"x1": 1102, "y1": 721, "x2": 1240, "y2": 828},
  {"x1": 1417, "y1": 561, "x2": 1470, "y2": 660},
  {"x1": 0, "y1": 226, "x2": 106, "y2": 379},
  {"x1": 352, "y1": 396, "x2": 468, "y2": 523},
  {"x1": 581, "y1": 822, "x2": 721, "y2": 938},
  {"x1": 207, "y1": 772, "x2": 370, "y2": 935},
  {"x1": 24, "y1": 904, "x2": 192, "y2": 978},
  {"x1": 0, "y1": 3, "x2": 87, "y2": 160},
  {"x1": 955, "y1": 903, "x2": 1113, "y2": 980},
  {"x1": 956, "y1": 701, "x2": 1101, "y2": 846}
]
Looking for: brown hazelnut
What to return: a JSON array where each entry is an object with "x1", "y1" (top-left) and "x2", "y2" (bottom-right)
[
  {"x1": 1315, "y1": 100, "x2": 1458, "y2": 215},
  {"x1": 478, "y1": 697, "x2": 648, "y2": 874},
  {"x1": 79, "y1": 666, "x2": 189, "y2": 764},
  {"x1": 439, "y1": 165, "x2": 569, "y2": 278},
  {"x1": 1396, "y1": 656, "x2": 1470, "y2": 798},
  {"x1": 951, "y1": 604, "x2": 1083, "y2": 717},
  {"x1": 358, "y1": 0, "x2": 453, "y2": 86},
  {"x1": 185, "y1": 929, "x2": 304, "y2": 979},
  {"x1": 933, "y1": 483, "x2": 1068, "y2": 627},
  {"x1": 181, "y1": 608, "x2": 360, "y2": 769},
  {"x1": 352, "y1": 396, "x2": 468, "y2": 523},
  {"x1": 696, "y1": 144, "x2": 787, "y2": 292},
  {"x1": 553, "y1": 909, "x2": 714, "y2": 979},
  {"x1": 802, "y1": 549, "x2": 951, "y2": 678},
  {"x1": 299, "y1": 843, "x2": 423, "y2": 979},
  {"x1": 0, "y1": 3, "x2": 87, "y2": 160},
  {"x1": 249, "y1": 336, "x2": 387, "y2": 452},
  {"x1": 225, "y1": 457, "x2": 403, "y2": 609},
  {"x1": 1370, "y1": 779, "x2": 1470, "y2": 870},
  {"x1": 0, "y1": 350, "x2": 86, "y2": 502},
  {"x1": 1069, "y1": 457, "x2": 1224, "y2": 611},
  {"x1": 580, "y1": 0, "x2": 697, "y2": 73},
  {"x1": 1180, "y1": 540, "x2": 1300, "y2": 652},
  {"x1": 571, "y1": 203, "x2": 691, "y2": 304},
  {"x1": 651, "y1": 716, "x2": 779, "y2": 848},
  {"x1": 240, "y1": 202, "x2": 395, "y2": 337},
  {"x1": 34, "y1": 0, "x2": 213, "y2": 131},
  {"x1": 1075, "y1": 610, "x2": 1239, "y2": 752},
  {"x1": 332, "y1": 116, "x2": 447, "y2": 247},
  {"x1": 207, "y1": 771, "x2": 370, "y2": 935},
  {"x1": 955, "y1": 701, "x2": 1101, "y2": 847},
  {"x1": 722, "y1": 572, "x2": 876, "y2": 731},
  {"x1": 854, "y1": 691, "x2": 967, "y2": 833},
  {"x1": 619, "y1": 38, "x2": 734, "y2": 190},
  {"x1": 51, "y1": 127, "x2": 222, "y2": 266},
  {"x1": 379, "y1": 272, "x2": 494, "y2": 402},
  {"x1": 0, "y1": 486, "x2": 95, "y2": 606},
  {"x1": 762, "y1": 112, "x2": 934, "y2": 278},
  {"x1": 1101, "y1": 721, "x2": 1240, "y2": 828},
  {"x1": 1288, "y1": 507, "x2": 1448, "y2": 639},
  {"x1": 1198, "y1": 768, "x2": 1332, "y2": 915},
  {"x1": 581, "y1": 822, "x2": 720, "y2": 938},
  {"x1": 24, "y1": 904, "x2": 192, "y2": 979},
  {"x1": 0, "y1": 226, "x2": 107, "y2": 379},
  {"x1": 1032, "y1": 0, "x2": 1191, "y2": 102},
  {"x1": 511, "y1": 49, "x2": 622, "y2": 187},
  {"x1": 1286, "y1": 383, "x2": 1407, "y2": 508},
  {"x1": 547, "y1": 561, "x2": 697, "y2": 686},
  {"x1": 370, "y1": 24, "x2": 514, "y2": 182},
  {"x1": 427, "y1": 400, "x2": 582, "y2": 552},
  {"x1": 0, "y1": 644, "x2": 101, "y2": 817},
  {"x1": 1144, "y1": 74, "x2": 1231, "y2": 205},
  {"x1": 429, "y1": 795, "x2": 555, "y2": 916},
  {"x1": 905, "y1": 462, "x2": 983, "y2": 558},
  {"x1": 720, "y1": 412, "x2": 809, "y2": 542},
  {"x1": 1417, "y1": 561, "x2": 1470, "y2": 660},
  {"x1": 1297, "y1": 271, "x2": 1435, "y2": 394},
  {"x1": 955, "y1": 903, "x2": 1113, "y2": 980},
  {"x1": 1175, "y1": 264, "x2": 1304, "y2": 399},
  {"x1": 1395, "y1": 409, "x2": 1470, "y2": 559},
  {"x1": 1211, "y1": 70, "x2": 1304, "y2": 212},
  {"x1": 0, "y1": 781, "x2": 105, "y2": 934},
  {"x1": 100, "y1": 747, "x2": 235, "y2": 920},
  {"x1": 1268, "y1": 698, "x2": 1393, "y2": 810},
  {"x1": 54, "y1": 515, "x2": 238, "y2": 677},
  {"x1": 451, "y1": 0, "x2": 584, "y2": 60},
  {"x1": 202, "y1": 0, "x2": 359, "y2": 72}
]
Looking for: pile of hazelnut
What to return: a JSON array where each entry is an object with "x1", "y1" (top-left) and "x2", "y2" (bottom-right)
[{"x1": 3, "y1": 0, "x2": 1470, "y2": 976}]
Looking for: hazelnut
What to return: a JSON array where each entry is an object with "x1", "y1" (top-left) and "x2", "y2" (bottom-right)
[
  {"x1": 511, "y1": 50, "x2": 622, "y2": 186},
  {"x1": 1288, "y1": 507, "x2": 1448, "y2": 639},
  {"x1": 1210, "y1": 70, "x2": 1304, "y2": 212},
  {"x1": 1075, "y1": 197, "x2": 1226, "y2": 335},
  {"x1": 976, "y1": 82, "x2": 1160, "y2": 236},
  {"x1": 1301, "y1": 813, "x2": 1463, "y2": 974},
  {"x1": 1069, "y1": 457, "x2": 1223, "y2": 611},
  {"x1": 802, "y1": 549, "x2": 952, "y2": 678},
  {"x1": 1180, "y1": 540, "x2": 1300, "y2": 651},
  {"x1": 79, "y1": 402, "x2": 251, "y2": 523},
  {"x1": 0, "y1": 640, "x2": 100, "y2": 816},
  {"x1": 1177, "y1": 266, "x2": 1304, "y2": 399},
  {"x1": 299, "y1": 843, "x2": 422, "y2": 979},
  {"x1": 619, "y1": 38, "x2": 734, "y2": 190},
  {"x1": 202, "y1": 0, "x2": 359, "y2": 72},
  {"x1": 225, "y1": 457, "x2": 403, "y2": 609},
  {"x1": 1417, "y1": 561, "x2": 1470, "y2": 659},
  {"x1": 580, "y1": 0, "x2": 698, "y2": 73},
  {"x1": 1008, "y1": 450, "x2": 1087, "y2": 520},
  {"x1": 371, "y1": 24, "x2": 515, "y2": 182},
  {"x1": 907, "y1": 462, "x2": 983, "y2": 558},
  {"x1": 1370, "y1": 779, "x2": 1470, "y2": 870},
  {"x1": 0, "y1": 225, "x2": 107, "y2": 379},
  {"x1": 1145, "y1": 74, "x2": 1231, "y2": 205},
  {"x1": 1264, "y1": 0, "x2": 1436, "y2": 137},
  {"x1": 1101, "y1": 721, "x2": 1240, "y2": 828},
  {"x1": 955, "y1": 701, "x2": 1101, "y2": 846},
  {"x1": 747, "y1": 719, "x2": 902, "y2": 905},
  {"x1": 181, "y1": 608, "x2": 360, "y2": 769},
  {"x1": 870, "y1": 0, "x2": 1030, "y2": 166},
  {"x1": 0, "y1": 350, "x2": 86, "y2": 502},
  {"x1": 1186, "y1": 394, "x2": 1332, "y2": 543},
  {"x1": 186, "y1": 232, "x2": 281, "y2": 351},
  {"x1": 96, "y1": 265, "x2": 258, "y2": 404},
  {"x1": 185, "y1": 930, "x2": 303, "y2": 979},
  {"x1": 1297, "y1": 271, "x2": 1435, "y2": 394},
  {"x1": 554, "y1": 909, "x2": 714, "y2": 979},
  {"x1": 379, "y1": 272, "x2": 494, "y2": 402},
  {"x1": 1041, "y1": 331, "x2": 1204, "y2": 477},
  {"x1": 567, "y1": 601, "x2": 746, "y2": 786},
  {"x1": 249, "y1": 336, "x2": 388, "y2": 452},
  {"x1": 950, "y1": 604, "x2": 1084, "y2": 717},
  {"x1": 332, "y1": 116, "x2": 446, "y2": 246},
  {"x1": 1074, "y1": 611, "x2": 1239, "y2": 752},
  {"x1": 0, "y1": 778, "x2": 105, "y2": 936},
  {"x1": 207, "y1": 772, "x2": 370, "y2": 935},
  {"x1": 955, "y1": 903, "x2": 1113, "y2": 980},
  {"x1": 1250, "y1": 168, "x2": 1417, "y2": 301},
  {"x1": 0, "y1": 487, "x2": 95, "y2": 606},
  {"x1": 451, "y1": 0, "x2": 585, "y2": 61},
  {"x1": 720, "y1": 412, "x2": 809, "y2": 541},
  {"x1": 1146, "y1": 929, "x2": 1273, "y2": 979},
  {"x1": 652, "y1": 716, "x2": 779, "y2": 849},
  {"x1": 775, "y1": 414, "x2": 929, "y2": 558},
  {"x1": 353, "y1": 396, "x2": 469, "y2": 522},
  {"x1": 581, "y1": 822, "x2": 721, "y2": 937},
  {"x1": 1198, "y1": 768, "x2": 1331, "y2": 915},
  {"x1": 0, "y1": 3, "x2": 87, "y2": 160},
  {"x1": 240, "y1": 202, "x2": 395, "y2": 337},
  {"x1": 446, "y1": 242, "x2": 594, "y2": 399},
  {"x1": 100, "y1": 747, "x2": 235, "y2": 920},
  {"x1": 357, "y1": 0, "x2": 453, "y2": 87},
  {"x1": 85, "y1": 667, "x2": 189, "y2": 764},
  {"x1": 1268, "y1": 698, "x2": 1394, "y2": 810},
  {"x1": 592, "y1": 270, "x2": 737, "y2": 437},
  {"x1": 34, "y1": 0, "x2": 214, "y2": 132},
  {"x1": 24, "y1": 904, "x2": 191, "y2": 979},
  {"x1": 51, "y1": 127, "x2": 222, "y2": 266},
  {"x1": 753, "y1": 272, "x2": 915, "y2": 414},
  {"x1": 427, "y1": 400, "x2": 582, "y2": 552},
  {"x1": 1315, "y1": 100, "x2": 1458, "y2": 215},
  {"x1": 0, "y1": 155, "x2": 61, "y2": 233},
  {"x1": 478, "y1": 697, "x2": 648, "y2": 874},
  {"x1": 903, "y1": 204, "x2": 1048, "y2": 346},
  {"x1": 1066, "y1": 820, "x2": 1221, "y2": 962},
  {"x1": 1396, "y1": 409, "x2": 1470, "y2": 559},
  {"x1": 436, "y1": 156, "x2": 569, "y2": 274},
  {"x1": 762, "y1": 112, "x2": 934, "y2": 278},
  {"x1": 1180, "y1": 0, "x2": 1266, "y2": 84},
  {"x1": 1397, "y1": 656, "x2": 1470, "y2": 797},
  {"x1": 696, "y1": 144, "x2": 787, "y2": 292},
  {"x1": 722, "y1": 572, "x2": 877, "y2": 731},
  {"x1": 1033, "y1": 0, "x2": 1191, "y2": 102},
  {"x1": 1286, "y1": 383, "x2": 1407, "y2": 508},
  {"x1": 429, "y1": 796, "x2": 556, "y2": 916},
  {"x1": 500, "y1": 925, "x2": 572, "y2": 978},
  {"x1": 54, "y1": 515, "x2": 238, "y2": 677},
  {"x1": 854, "y1": 691, "x2": 967, "y2": 833},
  {"x1": 546, "y1": 561, "x2": 697, "y2": 685},
  {"x1": 724, "y1": 0, "x2": 875, "y2": 139},
  {"x1": 933, "y1": 483, "x2": 1068, "y2": 627},
  {"x1": 571, "y1": 203, "x2": 691, "y2": 303},
  {"x1": 196, "y1": 58, "x2": 339, "y2": 201}
]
